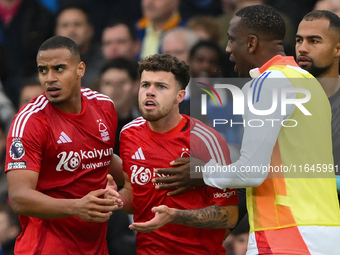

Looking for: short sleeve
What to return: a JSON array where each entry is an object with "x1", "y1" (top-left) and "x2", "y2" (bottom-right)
[
  {"x1": 190, "y1": 120, "x2": 232, "y2": 165},
  {"x1": 5, "y1": 115, "x2": 46, "y2": 172}
]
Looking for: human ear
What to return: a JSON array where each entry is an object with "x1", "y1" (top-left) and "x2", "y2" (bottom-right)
[
  {"x1": 77, "y1": 61, "x2": 86, "y2": 79},
  {"x1": 334, "y1": 42, "x2": 340, "y2": 58},
  {"x1": 175, "y1": 89, "x2": 186, "y2": 104},
  {"x1": 247, "y1": 35, "x2": 258, "y2": 53}
]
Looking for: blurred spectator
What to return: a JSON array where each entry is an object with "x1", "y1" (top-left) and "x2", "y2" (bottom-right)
[
  {"x1": 314, "y1": 0, "x2": 340, "y2": 17},
  {"x1": 19, "y1": 76, "x2": 43, "y2": 109},
  {"x1": 186, "y1": 39, "x2": 233, "y2": 115},
  {"x1": 136, "y1": 0, "x2": 185, "y2": 59},
  {"x1": 180, "y1": 39, "x2": 230, "y2": 118},
  {"x1": 0, "y1": 0, "x2": 54, "y2": 108},
  {"x1": 187, "y1": 16, "x2": 221, "y2": 42},
  {"x1": 39, "y1": 0, "x2": 143, "y2": 43},
  {"x1": 102, "y1": 21, "x2": 141, "y2": 61},
  {"x1": 189, "y1": 40, "x2": 236, "y2": 78},
  {"x1": 98, "y1": 58, "x2": 140, "y2": 155},
  {"x1": 161, "y1": 27, "x2": 199, "y2": 63},
  {"x1": 0, "y1": 85, "x2": 15, "y2": 134},
  {"x1": 55, "y1": 2, "x2": 105, "y2": 89},
  {"x1": 58, "y1": 0, "x2": 142, "y2": 43},
  {"x1": 0, "y1": 204, "x2": 21, "y2": 255}
]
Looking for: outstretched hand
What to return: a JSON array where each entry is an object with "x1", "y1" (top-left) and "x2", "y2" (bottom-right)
[
  {"x1": 152, "y1": 157, "x2": 205, "y2": 196},
  {"x1": 105, "y1": 174, "x2": 123, "y2": 209},
  {"x1": 129, "y1": 205, "x2": 175, "y2": 232}
]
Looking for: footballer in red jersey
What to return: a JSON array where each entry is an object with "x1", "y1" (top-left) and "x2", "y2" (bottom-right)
[
  {"x1": 110, "y1": 54, "x2": 239, "y2": 255},
  {"x1": 5, "y1": 36, "x2": 118, "y2": 255}
]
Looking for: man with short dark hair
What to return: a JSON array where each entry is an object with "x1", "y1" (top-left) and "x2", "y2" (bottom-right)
[
  {"x1": 296, "y1": 10, "x2": 340, "y2": 199},
  {"x1": 5, "y1": 35, "x2": 119, "y2": 255},
  {"x1": 296, "y1": 10, "x2": 340, "y2": 81},
  {"x1": 102, "y1": 21, "x2": 141, "y2": 61}
]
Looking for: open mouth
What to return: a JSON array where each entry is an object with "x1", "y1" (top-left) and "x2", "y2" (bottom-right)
[
  {"x1": 144, "y1": 100, "x2": 156, "y2": 110},
  {"x1": 46, "y1": 87, "x2": 61, "y2": 97}
]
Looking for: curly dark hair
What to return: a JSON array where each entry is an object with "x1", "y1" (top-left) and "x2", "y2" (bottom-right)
[
  {"x1": 138, "y1": 54, "x2": 190, "y2": 90},
  {"x1": 235, "y1": 5, "x2": 286, "y2": 40}
]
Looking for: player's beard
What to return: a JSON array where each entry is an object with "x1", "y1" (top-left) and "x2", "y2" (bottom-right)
[
  {"x1": 304, "y1": 63, "x2": 332, "y2": 78},
  {"x1": 139, "y1": 99, "x2": 175, "y2": 122}
]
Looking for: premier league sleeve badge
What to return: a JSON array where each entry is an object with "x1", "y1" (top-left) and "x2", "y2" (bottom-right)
[{"x1": 10, "y1": 138, "x2": 25, "y2": 160}]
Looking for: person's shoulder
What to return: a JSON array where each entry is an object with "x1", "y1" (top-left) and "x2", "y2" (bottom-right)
[
  {"x1": 190, "y1": 116, "x2": 213, "y2": 132},
  {"x1": 120, "y1": 116, "x2": 146, "y2": 135},
  {"x1": 190, "y1": 116, "x2": 223, "y2": 139},
  {"x1": 81, "y1": 88, "x2": 114, "y2": 108},
  {"x1": 189, "y1": 116, "x2": 230, "y2": 163},
  {"x1": 11, "y1": 95, "x2": 49, "y2": 137},
  {"x1": 16, "y1": 94, "x2": 49, "y2": 119},
  {"x1": 267, "y1": 64, "x2": 311, "y2": 79},
  {"x1": 246, "y1": 68, "x2": 293, "y2": 91}
]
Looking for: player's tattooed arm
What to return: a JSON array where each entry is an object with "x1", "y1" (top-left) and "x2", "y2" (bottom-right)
[
  {"x1": 129, "y1": 204, "x2": 238, "y2": 232},
  {"x1": 172, "y1": 204, "x2": 238, "y2": 229}
]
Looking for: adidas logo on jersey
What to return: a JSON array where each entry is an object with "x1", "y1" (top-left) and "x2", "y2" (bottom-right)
[
  {"x1": 57, "y1": 132, "x2": 72, "y2": 144},
  {"x1": 132, "y1": 147, "x2": 145, "y2": 160}
]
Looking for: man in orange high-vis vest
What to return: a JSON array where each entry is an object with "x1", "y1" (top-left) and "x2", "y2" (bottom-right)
[
  {"x1": 200, "y1": 5, "x2": 340, "y2": 254},
  {"x1": 151, "y1": 5, "x2": 340, "y2": 255}
]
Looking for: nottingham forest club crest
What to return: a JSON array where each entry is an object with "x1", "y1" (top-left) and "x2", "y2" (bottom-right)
[
  {"x1": 10, "y1": 138, "x2": 25, "y2": 160},
  {"x1": 97, "y1": 119, "x2": 110, "y2": 142}
]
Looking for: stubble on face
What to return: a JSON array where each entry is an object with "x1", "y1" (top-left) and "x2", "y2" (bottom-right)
[
  {"x1": 303, "y1": 62, "x2": 333, "y2": 77},
  {"x1": 139, "y1": 96, "x2": 176, "y2": 122}
]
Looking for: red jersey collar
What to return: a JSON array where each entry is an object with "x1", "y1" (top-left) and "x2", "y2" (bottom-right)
[
  {"x1": 46, "y1": 91, "x2": 87, "y2": 117},
  {"x1": 146, "y1": 114, "x2": 189, "y2": 136}
]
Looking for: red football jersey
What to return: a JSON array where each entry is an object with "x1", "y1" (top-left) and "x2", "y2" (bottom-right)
[
  {"x1": 5, "y1": 88, "x2": 117, "y2": 255},
  {"x1": 120, "y1": 115, "x2": 239, "y2": 255}
]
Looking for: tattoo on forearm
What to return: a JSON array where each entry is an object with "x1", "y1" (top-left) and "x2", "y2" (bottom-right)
[{"x1": 172, "y1": 205, "x2": 229, "y2": 229}]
